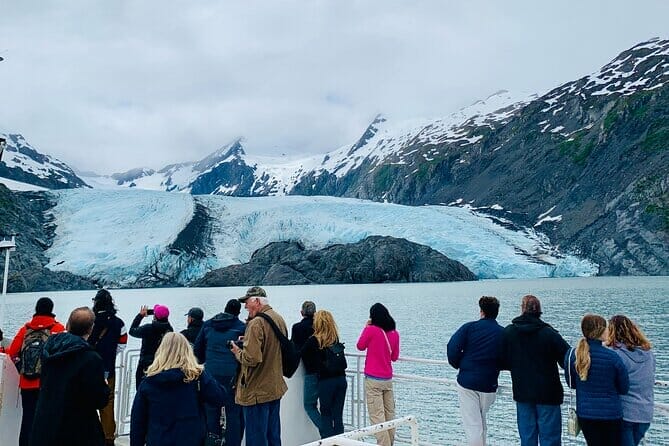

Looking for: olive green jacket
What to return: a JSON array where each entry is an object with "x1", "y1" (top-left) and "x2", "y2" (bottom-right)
[{"x1": 234, "y1": 305, "x2": 288, "y2": 405}]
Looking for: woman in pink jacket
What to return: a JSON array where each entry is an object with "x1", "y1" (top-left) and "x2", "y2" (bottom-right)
[{"x1": 356, "y1": 303, "x2": 400, "y2": 446}]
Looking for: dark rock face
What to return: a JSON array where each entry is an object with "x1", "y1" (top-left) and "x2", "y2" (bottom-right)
[
  {"x1": 193, "y1": 236, "x2": 476, "y2": 287},
  {"x1": 0, "y1": 184, "x2": 96, "y2": 292}
]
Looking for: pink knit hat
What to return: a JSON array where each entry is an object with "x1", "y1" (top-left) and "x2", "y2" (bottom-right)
[{"x1": 153, "y1": 304, "x2": 170, "y2": 320}]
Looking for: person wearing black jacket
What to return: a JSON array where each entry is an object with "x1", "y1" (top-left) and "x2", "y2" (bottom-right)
[
  {"x1": 194, "y1": 300, "x2": 246, "y2": 446},
  {"x1": 89, "y1": 289, "x2": 127, "y2": 446},
  {"x1": 300, "y1": 310, "x2": 347, "y2": 439},
  {"x1": 129, "y1": 304, "x2": 173, "y2": 389},
  {"x1": 291, "y1": 300, "x2": 320, "y2": 431},
  {"x1": 181, "y1": 307, "x2": 204, "y2": 345},
  {"x1": 30, "y1": 307, "x2": 110, "y2": 446},
  {"x1": 500, "y1": 295, "x2": 570, "y2": 446}
]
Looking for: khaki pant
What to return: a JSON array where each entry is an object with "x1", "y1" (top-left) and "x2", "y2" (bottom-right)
[
  {"x1": 100, "y1": 376, "x2": 116, "y2": 441},
  {"x1": 365, "y1": 378, "x2": 395, "y2": 446},
  {"x1": 456, "y1": 382, "x2": 497, "y2": 446}
]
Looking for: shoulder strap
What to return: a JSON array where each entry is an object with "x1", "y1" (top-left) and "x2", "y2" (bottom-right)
[
  {"x1": 381, "y1": 328, "x2": 392, "y2": 354},
  {"x1": 256, "y1": 312, "x2": 287, "y2": 341}
]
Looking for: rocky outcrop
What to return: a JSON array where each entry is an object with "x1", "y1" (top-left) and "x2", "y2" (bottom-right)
[
  {"x1": 0, "y1": 184, "x2": 95, "y2": 292},
  {"x1": 193, "y1": 236, "x2": 477, "y2": 287}
]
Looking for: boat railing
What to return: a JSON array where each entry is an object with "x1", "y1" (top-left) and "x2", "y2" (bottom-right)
[
  {"x1": 301, "y1": 415, "x2": 420, "y2": 446},
  {"x1": 114, "y1": 349, "x2": 668, "y2": 445}
]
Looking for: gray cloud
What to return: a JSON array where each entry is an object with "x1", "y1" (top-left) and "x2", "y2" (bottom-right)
[{"x1": 1, "y1": 1, "x2": 667, "y2": 173}]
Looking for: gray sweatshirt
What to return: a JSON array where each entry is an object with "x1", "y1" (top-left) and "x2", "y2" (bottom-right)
[{"x1": 612, "y1": 343, "x2": 656, "y2": 423}]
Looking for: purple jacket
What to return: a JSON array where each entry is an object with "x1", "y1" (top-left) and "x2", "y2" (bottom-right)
[{"x1": 611, "y1": 343, "x2": 655, "y2": 423}]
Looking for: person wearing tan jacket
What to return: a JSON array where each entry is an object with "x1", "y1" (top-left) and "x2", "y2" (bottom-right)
[{"x1": 231, "y1": 287, "x2": 288, "y2": 446}]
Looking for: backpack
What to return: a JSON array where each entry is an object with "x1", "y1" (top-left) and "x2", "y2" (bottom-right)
[
  {"x1": 19, "y1": 326, "x2": 51, "y2": 379},
  {"x1": 255, "y1": 313, "x2": 300, "y2": 378},
  {"x1": 321, "y1": 341, "x2": 347, "y2": 376}
]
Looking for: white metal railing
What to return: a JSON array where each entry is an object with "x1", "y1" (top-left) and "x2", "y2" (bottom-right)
[
  {"x1": 301, "y1": 416, "x2": 419, "y2": 446},
  {"x1": 114, "y1": 350, "x2": 669, "y2": 445}
]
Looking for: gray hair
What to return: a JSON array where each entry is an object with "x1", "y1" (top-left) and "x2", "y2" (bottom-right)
[
  {"x1": 256, "y1": 296, "x2": 269, "y2": 306},
  {"x1": 301, "y1": 301, "x2": 316, "y2": 317}
]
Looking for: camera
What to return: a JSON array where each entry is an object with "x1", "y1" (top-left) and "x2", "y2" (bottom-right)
[
  {"x1": 227, "y1": 340, "x2": 243, "y2": 350},
  {"x1": 146, "y1": 308, "x2": 154, "y2": 315}
]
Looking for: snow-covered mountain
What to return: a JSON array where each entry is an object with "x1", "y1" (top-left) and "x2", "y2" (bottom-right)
[
  {"x1": 44, "y1": 189, "x2": 597, "y2": 287},
  {"x1": 83, "y1": 89, "x2": 533, "y2": 196},
  {"x1": 0, "y1": 133, "x2": 88, "y2": 189}
]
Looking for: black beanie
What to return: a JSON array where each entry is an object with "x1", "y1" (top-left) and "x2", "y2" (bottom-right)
[
  {"x1": 224, "y1": 299, "x2": 241, "y2": 316},
  {"x1": 35, "y1": 297, "x2": 54, "y2": 316}
]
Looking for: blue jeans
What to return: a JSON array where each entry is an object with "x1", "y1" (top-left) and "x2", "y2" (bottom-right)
[
  {"x1": 515, "y1": 402, "x2": 562, "y2": 446},
  {"x1": 304, "y1": 373, "x2": 321, "y2": 430},
  {"x1": 621, "y1": 421, "x2": 650, "y2": 446},
  {"x1": 206, "y1": 377, "x2": 245, "y2": 446},
  {"x1": 243, "y1": 399, "x2": 281, "y2": 446},
  {"x1": 318, "y1": 376, "x2": 348, "y2": 438}
]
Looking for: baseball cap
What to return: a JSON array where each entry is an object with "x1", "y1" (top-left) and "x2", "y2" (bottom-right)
[
  {"x1": 238, "y1": 286, "x2": 267, "y2": 302},
  {"x1": 153, "y1": 304, "x2": 170, "y2": 320},
  {"x1": 185, "y1": 307, "x2": 204, "y2": 320}
]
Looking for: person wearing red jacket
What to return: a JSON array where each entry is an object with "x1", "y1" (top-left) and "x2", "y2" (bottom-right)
[{"x1": 6, "y1": 297, "x2": 65, "y2": 446}]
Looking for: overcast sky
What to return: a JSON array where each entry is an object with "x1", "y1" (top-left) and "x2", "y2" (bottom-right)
[{"x1": 1, "y1": 1, "x2": 668, "y2": 173}]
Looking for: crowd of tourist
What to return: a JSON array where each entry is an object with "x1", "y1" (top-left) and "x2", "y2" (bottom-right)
[{"x1": 0, "y1": 289, "x2": 657, "y2": 446}]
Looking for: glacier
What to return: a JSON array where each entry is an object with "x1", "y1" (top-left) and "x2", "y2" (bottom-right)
[{"x1": 45, "y1": 189, "x2": 598, "y2": 286}]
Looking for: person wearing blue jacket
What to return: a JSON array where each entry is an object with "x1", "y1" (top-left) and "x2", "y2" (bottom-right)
[
  {"x1": 447, "y1": 296, "x2": 503, "y2": 446},
  {"x1": 606, "y1": 315, "x2": 656, "y2": 446},
  {"x1": 565, "y1": 314, "x2": 629, "y2": 446},
  {"x1": 194, "y1": 299, "x2": 246, "y2": 446},
  {"x1": 130, "y1": 332, "x2": 226, "y2": 446}
]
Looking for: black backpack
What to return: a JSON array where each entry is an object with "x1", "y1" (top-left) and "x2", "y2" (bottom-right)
[
  {"x1": 255, "y1": 313, "x2": 300, "y2": 378},
  {"x1": 321, "y1": 341, "x2": 347, "y2": 376},
  {"x1": 19, "y1": 327, "x2": 51, "y2": 379}
]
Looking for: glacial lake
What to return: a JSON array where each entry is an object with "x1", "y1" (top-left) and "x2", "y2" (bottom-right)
[{"x1": 1, "y1": 276, "x2": 667, "y2": 444}]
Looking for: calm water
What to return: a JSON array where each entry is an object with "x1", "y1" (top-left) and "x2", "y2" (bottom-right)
[{"x1": 1, "y1": 277, "x2": 667, "y2": 444}]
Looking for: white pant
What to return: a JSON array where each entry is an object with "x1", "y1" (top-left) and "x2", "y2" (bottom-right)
[{"x1": 456, "y1": 382, "x2": 497, "y2": 446}]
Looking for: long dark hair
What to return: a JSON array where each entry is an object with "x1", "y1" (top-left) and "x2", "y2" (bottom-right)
[
  {"x1": 369, "y1": 303, "x2": 395, "y2": 332},
  {"x1": 93, "y1": 289, "x2": 117, "y2": 315}
]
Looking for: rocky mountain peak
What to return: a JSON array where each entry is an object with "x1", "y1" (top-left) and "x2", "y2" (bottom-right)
[
  {"x1": 0, "y1": 133, "x2": 88, "y2": 189},
  {"x1": 193, "y1": 138, "x2": 246, "y2": 173}
]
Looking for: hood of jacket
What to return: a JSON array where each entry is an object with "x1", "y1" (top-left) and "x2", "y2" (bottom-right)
[
  {"x1": 614, "y1": 343, "x2": 653, "y2": 364},
  {"x1": 43, "y1": 332, "x2": 93, "y2": 362},
  {"x1": 26, "y1": 314, "x2": 59, "y2": 330},
  {"x1": 210, "y1": 312, "x2": 241, "y2": 331},
  {"x1": 146, "y1": 368, "x2": 192, "y2": 389},
  {"x1": 510, "y1": 314, "x2": 549, "y2": 334},
  {"x1": 152, "y1": 318, "x2": 173, "y2": 331}
]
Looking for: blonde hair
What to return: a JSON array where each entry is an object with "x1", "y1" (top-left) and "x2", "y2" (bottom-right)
[
  {"x1": 145, "y1": 332, "x2": 203, "y2": 382},
  {"x1": 314, "y1": 310, "x2": 339, "y2": 349},
  {"x1": 606, "y1": 315, "x2": 651, "y2": 351},
  {"x1": 575, "y1": 314, "x2": 606, "y2": 381}
]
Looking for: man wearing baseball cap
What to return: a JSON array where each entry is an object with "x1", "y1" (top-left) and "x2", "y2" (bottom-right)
[
  {"x1": 230, "y1": 286, "x2": 288, "y2": 446},
  {"x1": 129, "y1": 304, "x2": 173, "y2": 389},
  {"x1": 181, "y1": 307, "x2": 204, "y2": 345}
]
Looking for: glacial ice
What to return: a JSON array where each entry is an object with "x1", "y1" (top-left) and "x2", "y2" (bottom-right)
[{"x1": 45, "y1": 189, "x2": 598, "y2": 286}]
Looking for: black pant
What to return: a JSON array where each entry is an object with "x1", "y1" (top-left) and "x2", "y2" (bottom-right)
[
  {"x1": 20, "y1": 389, "x2": 39, "y2": 446},
  {"x1": 579, "y1": 417, "x2": 622, "y2": 446},
  {"x1": 318, "y1": 376, "x2": 348, "y2": 439},
  {"x1": 136, "y1": 359, "x2": 151, "y2": 390}
]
